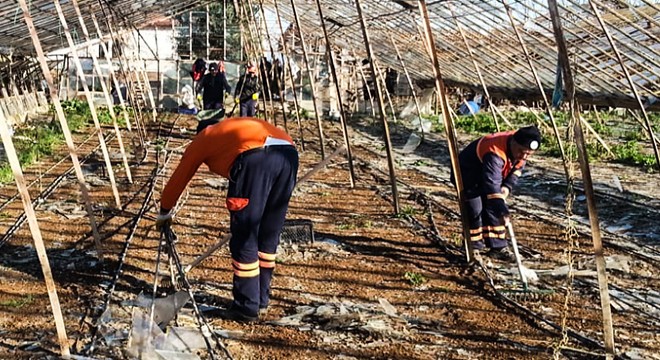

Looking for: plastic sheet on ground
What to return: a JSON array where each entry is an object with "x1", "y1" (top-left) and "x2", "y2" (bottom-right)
[
  {"x1": 270, "y1": 298, "x2": 410, "y2": 339},
  {"x1": 122, "y1": 291, "x2": 191, "y2": 328}
]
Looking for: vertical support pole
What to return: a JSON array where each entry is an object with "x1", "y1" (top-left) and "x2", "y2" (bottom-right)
[
  {"x1": 390, "y1": 36, "x2": 424, "y2": 139},
  {"x1": 0, "y1": 107, "x2": 70, "y2": 357},
  {"x1": 290, "y1": 0, "x2": 326, "y2": 159},
  {"x1": 272, "y1": 0, "x2": 305, "y2": 150},
  {"x1": 419, "y1": 0, "x2": 474, "y2": 262},
  {"x1": 206, "y1": 5, "x2": 211, "y2": 60},
  {"x1": 71, "y1": 0, "x2": 132, "y2": 184},
  {"x1": 503, "y1": 0, "x2": 570, "y2": 181},
  {"x1": 450, "y1": 6, "x2": 500, "y2": 132},
  {"x1": 223, "y1": 0, "x2": 227, "y2": 61},
  {"x1": 355, "y1": 0, "x2": 399, "y2": 213},
  {"x1": 588, "y1": 0, "x2": 660, "y2": 169},
  {"x1": 373, "y1": 60, "x2": 398, "y2": 123},
  {"x1": 356, "y1": 58, "x2": 376, "y2": 117},
  {"x1": 314, "y1": 0, "x2": 356, "y2": 187},
  {"x1": 18, "y1": 0, "x2": 103, "y2": 254},
  {"x1": 189, "y1": 11, "x2": 193, "y2": 59},
  {"x1": 52, "y1": 0, "x2": 122, "y2": 209},
  {"x1": 547, "y1": 1, "x2": 615, "y2": 357}
]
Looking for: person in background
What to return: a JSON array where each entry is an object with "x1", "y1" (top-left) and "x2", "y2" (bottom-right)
[
  {"x1": 196, "y1": 61, "x2": 232, "y2": 113},
  {"x1": 156, "y1": 117, "x2": 299, "y2": 323},
  {"x1": 235, "y1": 63, "x2": 261, "y2": 117},
  {"x1": 457, "y1": 92, "x2": 480, "y2": 116},
  {"x1": 452, "y1": 125, "x2": 542, "y2": 260}
]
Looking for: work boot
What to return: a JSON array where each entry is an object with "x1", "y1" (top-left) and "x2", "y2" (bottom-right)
[
  {"x1": 209, "y1": 305, "x2": 258, "y2": 323},
  {"x1": 485, "y1": 247, "x2": 516, "y2": 262}
]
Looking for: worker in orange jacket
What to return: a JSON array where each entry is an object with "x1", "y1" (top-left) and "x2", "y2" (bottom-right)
[
  {"x1": 452, "y1": 125, "x2": 541, "y2": 260},
  {"x1": 156, "y1": 117, "x2": 299, "y2": 322}
]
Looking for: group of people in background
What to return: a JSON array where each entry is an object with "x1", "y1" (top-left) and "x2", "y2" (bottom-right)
[{"x1": 189, "y1": 58, "x2": 262, "y2": 117}]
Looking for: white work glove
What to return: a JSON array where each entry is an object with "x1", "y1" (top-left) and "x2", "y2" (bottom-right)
[{"x1": 155, "y1": 211, "x2": 173, "y2": 231}]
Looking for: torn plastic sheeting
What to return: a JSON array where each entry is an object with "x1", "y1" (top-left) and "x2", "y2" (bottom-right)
[{"x1": 122, "y1": 291, "x2": 191, "y2": 328}]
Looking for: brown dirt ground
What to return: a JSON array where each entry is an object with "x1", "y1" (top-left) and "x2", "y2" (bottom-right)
[{"x1": 0, "y1": 111, "x2": 658, "y2": 359}]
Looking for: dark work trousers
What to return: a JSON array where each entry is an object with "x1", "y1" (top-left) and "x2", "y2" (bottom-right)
[
  {"x1": 226, "y1": 145, "x2": 299, "y2": 317},
  {"x1": 463, "y1": 187, "x2": 508, "y2": 250},
  {"x1": 239, "y1": 99, "x2": 257, "y2": 117}
]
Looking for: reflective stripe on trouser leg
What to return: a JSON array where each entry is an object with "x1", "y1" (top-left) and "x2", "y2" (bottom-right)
[
  {"x1": 483, "y1": 203, "x2": 508, "y2": 249},
  {"x1": 464, "y1": 195, "x2": 485, "y2": 250}
]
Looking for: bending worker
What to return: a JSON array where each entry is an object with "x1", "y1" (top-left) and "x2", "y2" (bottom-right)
[
  {"x1": 453, "y1": 125, "x2": 541, "y2": 261},
  {"x1": 156, "y1": 117, "x2": 299, "y2": 322}
]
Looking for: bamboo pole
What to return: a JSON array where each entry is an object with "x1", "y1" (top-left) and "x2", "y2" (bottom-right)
[
  {"x1": 89, "y1": 10, "x2": 134, "y2": 134},
  {"x1": 588, "y1": 0, "x2": 660, "y2": 169},
  {"x1": 0, "y1": 107, "x2": 70, "y2": 357},
  {"x1": 354, "y1": 0, "x2": 399, "y2": 212},
  {"x1": 547, "y1": 1, "x2": 616, "y2": 357},
  {"x1": 71, "y1": 0, "x2": 132, "y2": 184},
  {"x1": 272, "y1": 0, "x2": 306, "y2": 150},
  {"x1": 418, "y1": 0, "x2": 474, "y2": 263},
  {"x1": 627, "y1": 109, "x2": 660, "y2": 144},
  {"x1": 53, "y1": 0, "x2": 122, "y2": 209},
  {"x1": 206, "y1": 5, "x2": 211, "y2": 60},
  {"x1": 390, "y1": 36, "x2": 425, "y2": 139},
  {"x1": 290, "y1": 0, "x2": 326, "y2": 159},
  {"x1": 502, "y1": 0, "x2": 570, "y2": 181},
  {"x1": 373, "y1": 61, "x2": 398, "y2": 124},
  {"x1": 223, "y1": 0, "x2": 227, "y2": 60},
  {"x1": 18, "y1": 0, "x2": 102, "y2": 256},
  {"x1": 247, "y1": 0, "x2": 276, "y2": 121},
  {"x1": 314, "y1": 0, "x2": 356, "y2": 187},
  {"x1": 132, "y1": 31, "x2": 159, "y2": 123},
  {"x1": 450, "y1": 6, "x2": 500, "y2": 132}
]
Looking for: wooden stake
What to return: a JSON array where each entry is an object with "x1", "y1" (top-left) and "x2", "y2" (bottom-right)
[
  {"x1": 548, "y1": 0, "x2": 616, "y2": 356},
  {"x1": 0, "y1": 104, "x2": 70, "y2": 358},
  {"x1": 290, "y1": 0, "x2": 326, "y2": 159},
  {"x1": 18, "y1": 0, "x2": 102, "y2": 255},
  {"x1": 418, "y1": 0, "x2": 474, "y2": 263},
  {"x1": 253, "y1": 0, "x2": 285, "y2": 124},
  {"x1": 71, "y1": 0, "x2": 133, "y2": 184},
  {"x1": 314, "y1": 0, "x2": 356, "y2": 188},
  {"x1": 53, "y1": 0, "x2": 122, "y2": 209}
]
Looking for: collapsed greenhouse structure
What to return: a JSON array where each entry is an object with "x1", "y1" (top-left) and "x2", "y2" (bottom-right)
[{"x1": 0, "y1": 0, "x2": 658, "y2": 359}]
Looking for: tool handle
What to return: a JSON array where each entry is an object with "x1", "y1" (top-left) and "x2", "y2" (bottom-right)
[{"x1": 506, "y1": 221, "x2": 528, "y2": 290}]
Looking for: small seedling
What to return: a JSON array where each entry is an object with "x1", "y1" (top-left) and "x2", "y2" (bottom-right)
[
  {"x1": 0, "y1": 294, "x2": 34, "y2": 308},
  {"x1": 404, "y1": 272, "x2": 427, "y2": 287}
]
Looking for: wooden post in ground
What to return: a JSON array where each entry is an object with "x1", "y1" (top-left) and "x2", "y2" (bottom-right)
[
  {"x1": 52, "y1": 0, "x2": 122, "y2": 209},
  {"x1": 418, "y1": 0, "x2": 474, "y2": 263},
  {"x1": 272, "y1": 0, "x2": 305, "y2": 150},
  {"x1": 314, "y1": 0, "x2": 356, "y2": 187},
  {"x1": 391, "y1": 36, "x2": 425, "y2": 139},
  {"x1": 356, "y1": 59, "x2": 376, "y2": 117},
  {"x1": 354, "y1": 0, "x2": 400, "y2": 213},
  {"x1": 588, "y1": 0, "x2": 660, "y2": 169},
  {"x1": 503, "y1": 0, "x2": 570, "y2": 181},
  {"x1": 72, "y1": 0, "x2": 132, "y2": 184},
  {"x1": 18, "y1": 0, "x2": 102, "y2": 255},
  {"x1": 547, "y1": 0, "x2": 616, "y2": 357},
  {"x1": 0, "y1": 102, "x2": 70, "y2": 358},
  {"x1": 290, "y1": 0, "x2": 326, "y2": 159}
]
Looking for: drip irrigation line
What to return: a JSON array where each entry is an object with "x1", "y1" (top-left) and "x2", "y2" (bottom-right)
[
  {"x1": 0, "y1": 129, "x2": 99, "y2": 213},
  {"x1": 0, "y1": 133, "x2": 114, "y2": 248}
]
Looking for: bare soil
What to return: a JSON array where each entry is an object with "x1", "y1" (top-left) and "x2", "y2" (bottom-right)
[{"x1": 0, "y1": 112, "x2": 658, "y2": 359}]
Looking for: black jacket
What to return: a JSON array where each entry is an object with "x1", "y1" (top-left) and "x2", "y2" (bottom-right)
[
  {"x1": 197, "y1": 72, "x2": 231, "y2": 105},
  {"x1": 235, "y1": 73, "x2": 260, "y2": 102}
]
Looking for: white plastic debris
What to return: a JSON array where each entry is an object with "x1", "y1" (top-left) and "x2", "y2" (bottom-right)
[{"x1": 402, "y1": 132, "x2": 422, "y2": 154}]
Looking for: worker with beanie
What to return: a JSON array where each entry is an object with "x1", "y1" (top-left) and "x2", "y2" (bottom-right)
[
  {"x1": 235, "y1": 63, "x2": 261, "y2": 117},
  {"x1": 451, "y1": 125, "x2": 542, "y2": 260}
]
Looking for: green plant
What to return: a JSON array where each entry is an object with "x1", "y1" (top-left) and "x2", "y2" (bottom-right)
[
  {"x1": 611, "y1": 141, "x2": 656, "y2": 172},
  {"x1": 0, "y1": 294, "x2": 34, "y2": 308},
  {"x1": 396, "y1": 205, "x2": 417, "y2": 217},
  {"x1": 404, "y1": 272, "x2": 427, "y2": 287}
]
